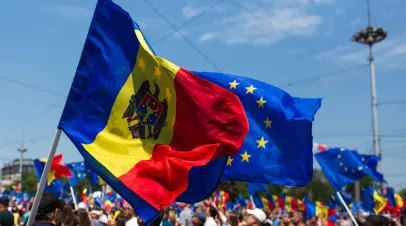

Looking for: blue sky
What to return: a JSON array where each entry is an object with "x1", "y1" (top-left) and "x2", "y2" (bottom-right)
[{"x1": 0, "y1": 0, "x2": 405, "y2": 189}]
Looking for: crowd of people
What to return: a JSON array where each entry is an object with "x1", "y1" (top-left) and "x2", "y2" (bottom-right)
[{"x1": 0, "y1": 192, "x2": 405, "y2": 226}]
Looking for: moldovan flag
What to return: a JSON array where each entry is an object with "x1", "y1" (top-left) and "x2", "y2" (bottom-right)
[{"x1": 57, "y1": 0, "x2": 248, "y2": 224}]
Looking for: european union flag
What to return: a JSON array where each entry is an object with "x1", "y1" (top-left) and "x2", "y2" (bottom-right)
[
  {"x1": 315, "y1": 148, "x2": 386, "y2": 191},
  {"x1": 193, "y1": 72, "x2": 321, "y2": 186},
  {"x1": 247, "y1": 182, "x2": 268, "y2": 195},
  {"x1": 66, "y1": 162, "x2": 87, "y2": 186}
]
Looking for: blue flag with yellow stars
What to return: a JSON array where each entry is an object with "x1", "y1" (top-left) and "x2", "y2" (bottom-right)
[
  {"x1": 247, "y1": 182, "x2": 268, "y2": 195},
  {"x1": 315, "y1": 148, "x2": 386, "y2": 191},
  {"x1": 66, "y1": 162, "x2": 87, "y2": 187},
  {"x1": 193, "y1": 71, "x2": 322, "y2": 186}
]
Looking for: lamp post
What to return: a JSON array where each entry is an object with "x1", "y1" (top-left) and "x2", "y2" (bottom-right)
[
  {"x1": 17, "y1": 144, "x2": 27, "y2": 191},
  {"x1": 352, "y1": 25, "x2": 387, "y2": 196}
]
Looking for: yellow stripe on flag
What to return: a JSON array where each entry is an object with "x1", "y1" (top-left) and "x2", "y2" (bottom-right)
[
  {"x1": 82, "y1": 33, "x2": 179, "y2": 178},
  {"x1": 373, "y1": 191, "x2": 387, "y2": 213}
]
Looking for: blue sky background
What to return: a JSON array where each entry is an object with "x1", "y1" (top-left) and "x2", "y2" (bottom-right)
[{"x1": 0, "y1": 0, "x2": 405, "y2": 189}]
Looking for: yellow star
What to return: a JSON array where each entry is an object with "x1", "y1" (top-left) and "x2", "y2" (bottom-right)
[
  {"x1": 245, "y1": 85, "x2": 257, "y2": 94},
  {"x1": 136, "y1": 57, "x2": 146, "y2": 72},
  {"x1": 241, "y1": 151, "x2": 251, "y2": 162},
  {"x1": 166, "y1": 88, "x2": 171, "y2": 102},
  {"x1": 339, "y1": 162, "x2": 343, "y2": 166},
  {"x1": 358, "y1": 166, "x2": 363, "y2": 171},
  {"x1": 256, "y1": 97, "x2": 266, "y2": 108},
  {"x1": 47, "y1": 170, "x2": 56, "y2": 186},
  {"x1": 229, "y1": 80, "x2": 239, "y2": 89},
  {"x1": 256, "y1": 136, "x2": 268, "y2": 149},
  {"x1": 361, "y1": 157, "x2": 365, "y2": 162},
  {"x1": 264, "y1": 118, "x2": 272, "y2": 128},
  {"x1": 337, "y1": 154, "x2": 341, "y2": 159},
  {"x1": 154, "y1": 65, "x2": 161, "y2": 78},
  {"x1": 344, "y1": 167, "x2": 348, "y2": 171},
  {"x1": 227, "y1": 157, "x2": 233, "y2": 166}
]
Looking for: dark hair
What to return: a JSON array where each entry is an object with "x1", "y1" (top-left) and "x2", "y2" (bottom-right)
[
  {"x1": 116, "y1": 214, "x2": 127, "y2": 226},
  {"x1": 61, "y1": 204, "x2": 77, "y2": 226},
  {"x1": 77, "y1": 209, "x2": 91, "y2": 226},
  {"x1": 228, "y1": 212, "x2": 238, "y2": 226},
  {"x1": 366, "y1": 215, "x2": 395, "y2": 226},
  {"x1": 208, "y1": 206, "x2": 218, "y2": 219}
]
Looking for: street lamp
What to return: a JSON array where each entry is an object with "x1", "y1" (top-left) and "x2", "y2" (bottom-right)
[
  {"x1": 352, "y1": 26, "x2": 387, "y2": 194},
  {"x1": 17, "y1": 144, "x2": 27, "y2": 191}
]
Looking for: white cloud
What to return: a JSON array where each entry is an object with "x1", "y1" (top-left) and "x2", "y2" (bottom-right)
[
  {"x1": 181, "y1": 7, "x2": 206, "y2": 19},
  {"x1": 315, "y1": 33, "x2": 406, "y2": 69},
  {"x1": 45, "y1": 5, "x2": 92, "y2": 20},
  {"x1": 198, "y1": 7, "x2": 322, "y2": 46},
  {"x1": 199, "y1": 33, "x2": 217, "y2": 42},
  {"x1": 349, "y1": 18, "x2": 362, "y2": 27}
]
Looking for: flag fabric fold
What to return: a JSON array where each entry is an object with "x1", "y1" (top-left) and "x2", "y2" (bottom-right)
[
  {"x1": 362, "y1": 186, "x2": 388, "y2": 214},
  {"x1": 57, "y1": 0, "x2": 248, "y2": 223},
  {"x1": 33, "y1": 154, "x2": 70, "y2": 196},
  {"x1": 315, "y1": 148, "x2": 386, "y2": 191},
  {"x1": 194, "y1": 71, "x2": 321, "y2": 186},
  {"x1": 247, "y1": 182, "x2": 268, "y2": 195}
]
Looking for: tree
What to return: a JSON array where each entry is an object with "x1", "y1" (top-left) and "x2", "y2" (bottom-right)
[
  {"x1": 399, "y1": 188, "x2": 406, "y2": 199},
  {"x1": 22, "y1": 173, "x2": 38, "y2": 194}
]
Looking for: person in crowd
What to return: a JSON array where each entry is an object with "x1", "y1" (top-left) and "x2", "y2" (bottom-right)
[
  {"x1": 270, "y1": 210, "x2": 280, "y2": 226},
  {"x1": 168, "y1": 207, "x2": 177, "y2": 225},
  {"x1": 205, "y1": 206, "x2": 220, "y2": 226},
  {"x1": 365, "y1": 215, "x2": 396, "y2": 226},
  {"x1": 246, "y1": 208, "x2": 266, "y2": 226},
  {"x1": 195, "y1": 204, "x2": 205, "y2": 214},
  {"x1": 99, "y1": 214, "x2": 109, "y2": 226},
  {"x1": 161, "y1": 208, "x2": 175, "y2": 226},
  {"x1": 77, "y1": 209, "x2": 92, "y2": 226},
  {"x1": 123, "y1": 206, "x2": 138, "y2": 226},
  {"x1": 0, "y1": 196, "x2": 14, "y2": 226},
  {"x1": 291, "y1": 210, "x2": 306, "y2": 226},
  {"x1": 114, "y1": 213, "x2": 127, "y2": 226},
  {"x1": 193, "y1": 212, "x2": 207, "y2": 226},
  {"x1": 281, "y1": 212, "x2": 293, "y2": 226},
  {"x1": 61, "y1": 203, "x2": 78, "y2": 226},
  {"x1": 227, "y1": 212, "x2": 238, "y2": 226},
  {"x1": 24, "y1": 204, "x2": 33, "y2": 226},
  {"x1": 179, "y1": 203, "x2": 194, "y2": 226},
  {"x1": 90, "y1": 210, "x2": 103, "y2": 226},
  {"x1": 33, "y1": 192, "x2": 66, "y2": 226}
]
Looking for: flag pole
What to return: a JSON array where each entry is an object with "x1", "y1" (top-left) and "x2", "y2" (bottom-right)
[
  {"x1": 249, "y1": 196, "x2": 256, "y2": 209},
  {"x1": 26, "y1": 129, "x2": 62, "y2": 226},
  {"x1": 70, "y1": 186, "x2": 78, "y2": 210},
  {"x1": 336, "y1": 191, "x2": 359, "y2": 226}
]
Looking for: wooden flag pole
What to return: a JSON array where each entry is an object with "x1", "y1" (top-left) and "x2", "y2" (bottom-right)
[
  {"x1": 336, "y1": 191, "x2": 359, "y2": 226},
  {"x1": 26, "y1": 129, "x2": 62, "y2": 226}
]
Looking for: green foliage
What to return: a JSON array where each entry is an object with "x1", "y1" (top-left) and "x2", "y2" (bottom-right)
[
  {"x1": 399, "y1": 188, "x2": 406, "y2": 199},
  {"x1": 22, "y1": 173, "x2": 38, "y2": 194}
]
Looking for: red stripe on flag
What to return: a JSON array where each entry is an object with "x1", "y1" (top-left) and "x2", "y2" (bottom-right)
[{"x1": 118, "y1": 68, "x2": 248, "y2": 210}]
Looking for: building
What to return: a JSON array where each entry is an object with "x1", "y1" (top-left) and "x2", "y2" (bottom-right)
[{"x1": 0, "y1": 159, "x2": 35, "y2": 187}]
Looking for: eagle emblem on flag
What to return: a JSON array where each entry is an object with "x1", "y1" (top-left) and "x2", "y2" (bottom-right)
[{"x1": 123, "y1": 80, "x2": 168, "y2": 140}]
